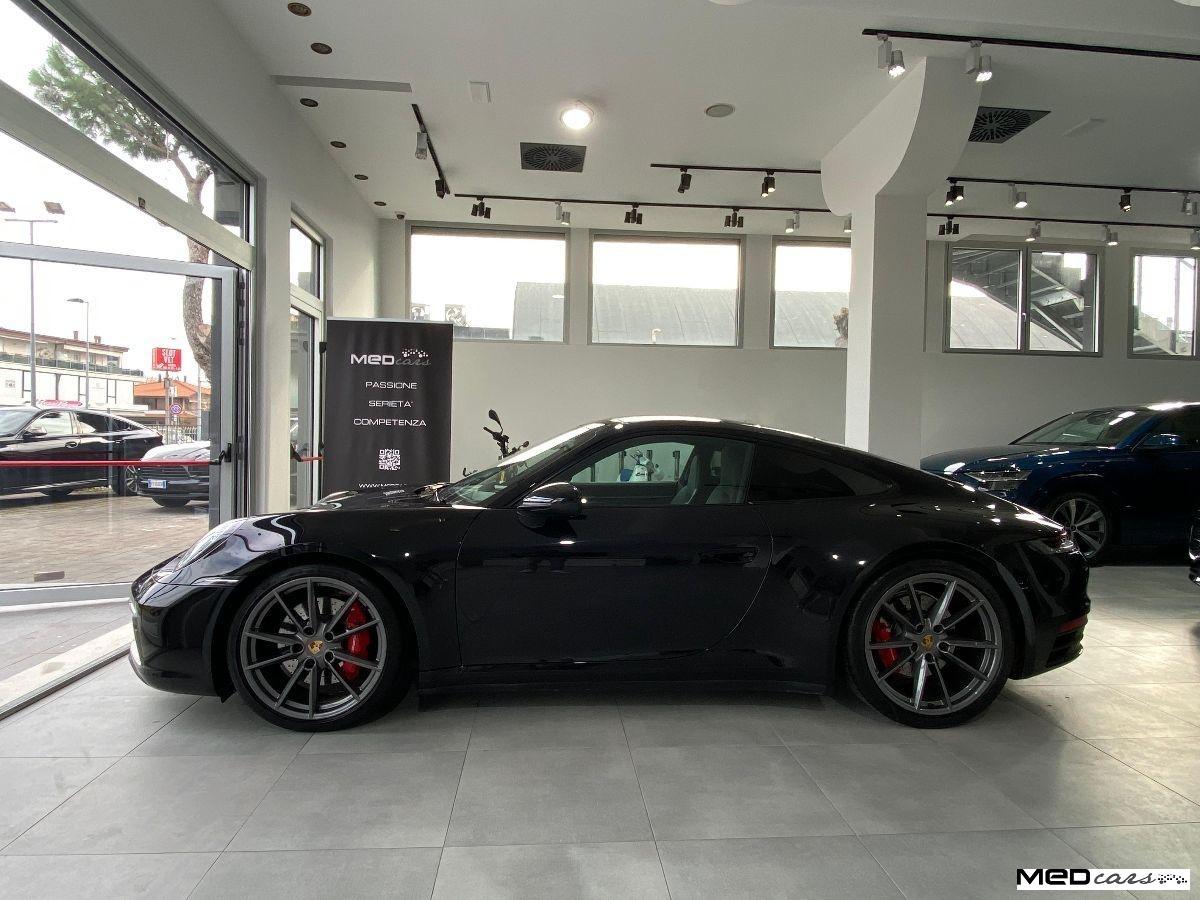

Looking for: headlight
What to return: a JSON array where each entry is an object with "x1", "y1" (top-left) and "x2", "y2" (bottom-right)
[{"x1": 964, "y1": 468, "x2": 1030, "y2": 493}]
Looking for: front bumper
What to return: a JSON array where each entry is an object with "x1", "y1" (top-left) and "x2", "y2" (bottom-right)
[
  {"x1": 135, "y1": 472, "x2": 210, "y2": 501},
  {"x1": 128, "y1": 565, "x2": 227, "y2": 696},
  {"x1": 1004, "y1": 541, "x2": 1090, "y2": 680}
]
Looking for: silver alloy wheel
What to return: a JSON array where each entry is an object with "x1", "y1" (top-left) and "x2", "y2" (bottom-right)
[
  {"x1": 124, "y1": 467, "x2": 138, "y2": 495},
  {"x1": 863, "y1": 574, "x2": 1003, "y2": 716},
  {"x1": 1050, "y1": 497, "x2": 1107, "y2": 559},
  {"x1": 238, "y1": 576, "x2": 387, "y2": 722}
]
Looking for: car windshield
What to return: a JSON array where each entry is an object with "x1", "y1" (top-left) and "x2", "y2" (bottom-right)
[
  {"x1": 1016, "y1": 408, "x2": 1157, "y2": 446},
  {"x1": 441, "y1": 423, "x2": 605, "y2": 504},
  {"x1": 0, "y1": 410, "x2": 35, "y2": 436}
]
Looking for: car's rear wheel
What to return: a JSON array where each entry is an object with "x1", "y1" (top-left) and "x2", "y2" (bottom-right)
[
  {"x1": 111, "y1": 466, "x2": 137, "y2": 496},
  {"x1": 227, "y1": 566, "x2": 409, "y2": 731},
  {"x1": 1047, "y1": 493, "x2": 1111, "y2": 562},
  {"x1": 844, "y1": 560, "x2": 1012, "y2": 728}
]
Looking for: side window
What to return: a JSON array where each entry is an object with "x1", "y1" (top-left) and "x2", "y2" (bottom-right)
[
  {"x1": 748, "y1": 444, "x2": 891, "y2": 502},
  {"x1": 562, "y1": 436, "x2": 753, "y2": 506},
  {"x1": 75, "y1": 412, "x2": 112, "y2": 434},
  {"x1": 1152, "y1": 410, "x2": 1200, "y2": 447},
  {"x1": 35, "y1": 411, "x2": 74, "y2": 437}
]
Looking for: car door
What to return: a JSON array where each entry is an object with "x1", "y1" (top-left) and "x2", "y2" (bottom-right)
[
  {"x1": 1132, "y1": 409, "x2": 1200, "y2": 541},
  {"x1": 455, "y1": 433, "x2": 772, "y2": 665},
  {"x1": 9, "y1": 410, "x2": 77, "y2": 492},
  {"x1": 71, "y1": 412, "x2": 119, "y2": 486}
]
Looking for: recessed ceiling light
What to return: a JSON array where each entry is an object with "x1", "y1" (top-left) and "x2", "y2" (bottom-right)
[
  {"x1": 373, "y1": 200, "x2": 386, "y2": 207},
  {"x1": 354, "y1": 173, "x2": 368, "y2": 180},
  {"x1": 287, "y1": 2, "x2": 312, "y2": 16},
  {"x1": 299, "y1": 97, "x2": 318, "y2": 107},
  {"x1": 559, "y1": 101, "x2": 594, "y2": 130},
  {"x1": 330, "y1": 140, "x2": 346, "y2": 148},
  {"x1": 310, "y1": 42, "x2": 332, "y2": 54},
  {"x1": 705, "y1": 103, "x2": 736, "y2": 118}
]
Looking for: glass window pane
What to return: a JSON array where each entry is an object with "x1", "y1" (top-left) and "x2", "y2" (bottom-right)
[
  {"x1": 409, "y1": 229, "x2": 566, "y2": 341},
  {"x1": 289, "y1": 309, "x2": 317, "y2": 508},
  {"x1": 948, "y1": 248, "x2": 1022, "y2": 351},
  {"x1": 563, "y1": 436, "x2": 753, "y2": 506},
  {"x1": 1132, "y1": 255, "x2": 1196, "y2": 357},
  {"x1": 592, "y1": 238, "x2": 740, "y2": 346},
  {"x1": 0, "y1": 0, "x2": 248, "y2": 239},
  {"x1": 1028, "y1": 251, "x2": 1099, "y2": 353},
  {"x1": 289, "y1": 224, "x2": 321, "y2": 297},
  {"x1": 748, "y1": 444, "x2": 890, "y2": 502},
  {"x1": 773, "y1": 244, "x2": 851, "y2": 347}
]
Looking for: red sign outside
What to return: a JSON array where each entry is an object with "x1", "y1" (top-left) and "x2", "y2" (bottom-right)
[{"x1": 151, "y1": 347, "x2": 183, "y2": 372}]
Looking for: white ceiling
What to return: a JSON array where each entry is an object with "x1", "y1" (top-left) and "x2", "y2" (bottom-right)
[{"x1": 215, "y1": 0, "x2": 1200, "y2": 241}]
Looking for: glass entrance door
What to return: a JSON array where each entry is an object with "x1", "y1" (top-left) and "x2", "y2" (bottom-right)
[{"x1": 0, "y1": 240, "x2": 242, "y2": 591}]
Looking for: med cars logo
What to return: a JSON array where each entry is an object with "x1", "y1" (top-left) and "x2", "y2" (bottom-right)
[{"x1": 349, "y1": 349, "x2": 430, "y2": 366}]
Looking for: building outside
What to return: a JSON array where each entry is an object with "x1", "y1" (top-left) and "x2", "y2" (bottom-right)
[
  {"x1": 132, "y1": 375, "x2": 210, "y2": 443},
  {"x1": 0, "y1": 326, "x2": 146, "y2": 409}
]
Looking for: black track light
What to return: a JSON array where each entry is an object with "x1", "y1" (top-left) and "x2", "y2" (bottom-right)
[
  {"x1": 945, "y1": 179, "x2": 964, "y2": 206},
  {"x1": 938, "y1": 216, "x2": 959, "y2": 237},
  {"x1": 761, "y1": 172, "x2": 776, "y2": 198},
  {"x1": 1119, "y1": 189, "x2": 1132, "y2": 213},
  {"x1": 623, "y1": 204, "x2": 643, "y2": 226},
  {"x1": 677, "y1": 169, "x2": 692, "y2": 194},
  {"x1": 471, "y1": 198, "x2": 491, "y2": 219},
  {"x1": 434, "y1": 178, "x2": 447, "y2": 200},
  {"x1": 725, "y1": 208, "x2": 743, "y2": 229}
]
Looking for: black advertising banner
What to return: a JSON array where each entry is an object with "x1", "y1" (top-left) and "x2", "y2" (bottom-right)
[{"x1": 322, "y1": 318, "x2": 452, "y2": 493}]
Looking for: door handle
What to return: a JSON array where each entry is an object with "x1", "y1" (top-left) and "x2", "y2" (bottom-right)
[
  {"x1": 65, "y1": 441, "x2": 79, "y2": 448},
  {"x1": 699, "y1": 547, "x2": 759, "y2": 565}
]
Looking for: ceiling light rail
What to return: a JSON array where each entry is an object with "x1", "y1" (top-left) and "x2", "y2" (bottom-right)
[
  {"x1": 410, "y1": 103, "x2": 451, "y2": 200},
  {"x1": 861, "y1": 28, "x2": 1200, "y2": 64}
]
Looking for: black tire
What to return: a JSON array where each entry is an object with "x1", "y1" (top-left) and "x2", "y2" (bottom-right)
[
  {"x1": 152, "y1": 498, "x2": 190, "y2": 508},
  {"x1": 226, "y1": 565, "x2": 411, "y2": 731},
  {"x1": 843, "y1": 559, "x2": 1013, "y2": 728},
  {"x1": 112, "y1": 466, "x2": 138, "y2": 496},
  {"x1": 1045, "y1": 492, "x2": 1112, "y2": 563}
]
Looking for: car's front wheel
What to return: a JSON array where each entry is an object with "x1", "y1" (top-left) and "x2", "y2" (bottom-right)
[
  {"x1": 844, "y1": 560, "x2": 1012, "y2": 728},
  {"x1": 227, "y1": 566, "x2": 410, "y2": 731}
]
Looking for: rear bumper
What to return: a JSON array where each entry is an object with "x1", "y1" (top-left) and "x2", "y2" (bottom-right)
[
  {"x1": 128, "y1": 566, "x2": 225, "y2": 696},
  {"x1": 135, "y1": 472, "x2": 209, "y2": 500}
]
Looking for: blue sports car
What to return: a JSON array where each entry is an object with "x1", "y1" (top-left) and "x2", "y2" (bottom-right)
[{"x1": 922, "y1": 402, "x2": 1200, "y2": 560}]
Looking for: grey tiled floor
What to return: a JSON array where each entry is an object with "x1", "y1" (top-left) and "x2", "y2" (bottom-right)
[{"x1": 0, "y1": 566, "x2": 1197, "y2": 898}]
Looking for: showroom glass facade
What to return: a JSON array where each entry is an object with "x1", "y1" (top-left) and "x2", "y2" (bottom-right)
[
  {"x1": 288, "y1": 218, "x2": 323, "y2": 509},
  {"x1": 947, "y1": 246, "x2": 1099, "y2": 355},
  {"x1": 771, "y1": 241, "x2": 851, "y2": 348},
  {"x1": 408, "y1": 226, "x2": 567, "y2": 341},
  {"x1": 591, "y1": 235, "x2": 742, "y2": 346},
  {"x1": 0, "y1": 0, "x2": 250, "y2": 593},
  {"x1": 1131, "y1": 253, "x2": 1197, "y2": 357}
]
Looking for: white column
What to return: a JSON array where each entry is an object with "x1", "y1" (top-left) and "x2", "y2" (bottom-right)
[{"x1": 822, "y1": 57, "x2": 981, "y2": 465}]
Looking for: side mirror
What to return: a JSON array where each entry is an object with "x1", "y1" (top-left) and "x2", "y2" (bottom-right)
[
  {"x1": 1140, "y1": 432, "x2": 1183, "y2": 450},
  {"x1": 519, "y1": 481, "x2": 583, "y2": 519},
  {"x1": 22, "y1": 427, "x2": 47, "y2": 441}
]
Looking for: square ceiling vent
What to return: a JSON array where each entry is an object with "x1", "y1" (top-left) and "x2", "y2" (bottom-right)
[
  {"x1": 520, "y1": 142, "x2": 586, "y2": 172},
  {"x1": 969, "y1": 106, "x2": 1050, "y2": 143}
]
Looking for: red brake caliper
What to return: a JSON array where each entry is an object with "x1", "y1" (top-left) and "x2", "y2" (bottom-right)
[
  {"x1": 338, "y1": 601, "x2": 372, "y2": 681},
  {"x1": 871, "y1": 618, "x2": 900, "y2": 669}
]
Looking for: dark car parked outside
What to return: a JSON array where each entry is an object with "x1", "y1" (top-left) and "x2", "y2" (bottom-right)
[
  {"x1": 130, "y1": 417, "x2": 1088, "y2": 733},
  {"x1": 135, "y1": 440, "x2": 210, "y2": 508},
  {"x1": 0, "y1": 405, "x2": 162, "y2": 499},
  {"x1": 922, "y1": 402, "x2": 1200, "y2": 561}
]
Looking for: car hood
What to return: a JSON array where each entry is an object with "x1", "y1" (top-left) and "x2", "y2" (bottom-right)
[{"x1": 920, "y1": 443, "x2": 1105, "y2": 474}]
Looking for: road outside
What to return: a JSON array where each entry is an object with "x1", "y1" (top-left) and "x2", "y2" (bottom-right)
[{"x1": 0, "y1": 489, "x2": 209, "y2": 586}]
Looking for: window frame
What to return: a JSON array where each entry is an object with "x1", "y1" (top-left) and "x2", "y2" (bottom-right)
[
  {"x1": 289, "y1": 217, "x2": 325, "y2": 303},
  {"x1": 405, "y1": 222, "x2": 570, "y2": 344},
  {"x1": 1127, "y1": 247, "x2": 1199, "y2": 362},
  {"x1": 588, "y1": 230, "x2": 746, "y2": 348},
  {"x1": 769, "y1": 236, "x2": 852, "y2": 351},
  {"x1": 943, "y1": 242, "x2": 1103, "y2": 358}
]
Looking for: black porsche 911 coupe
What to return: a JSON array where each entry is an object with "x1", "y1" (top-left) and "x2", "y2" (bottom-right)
[{"x1": 130, "y1": 417, "x2": 1089, "y2": 732}]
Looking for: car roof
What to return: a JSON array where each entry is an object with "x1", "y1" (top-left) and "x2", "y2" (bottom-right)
[{"x1": 1070, "y1": 402, "x2": 1199, "y2": 416}]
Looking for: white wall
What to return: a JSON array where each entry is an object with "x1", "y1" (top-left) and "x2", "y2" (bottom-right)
[{"x1": 61, "y1": 0, "x2": 380, "y2": 511}]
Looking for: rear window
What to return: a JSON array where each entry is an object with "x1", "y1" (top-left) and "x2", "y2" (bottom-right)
[{"x1": 748, "y1": 444, "x2": 891, "y2": 502}]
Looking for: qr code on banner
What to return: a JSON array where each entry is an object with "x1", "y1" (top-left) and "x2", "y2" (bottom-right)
[{"x1": 378, "y1": 449, "x2": 403, "y2": 471}]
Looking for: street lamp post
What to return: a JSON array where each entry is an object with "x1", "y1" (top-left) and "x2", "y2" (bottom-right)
[
  {"x1": 66, "y1": 298, "x2": 90, "y2": 406},
  {"x1": 3, "y1": 201, "x2": 66, "y2": 406}
]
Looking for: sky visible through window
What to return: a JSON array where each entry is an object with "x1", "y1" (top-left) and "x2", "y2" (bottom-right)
[{"x1": 0, "y1": 0, "x2": 217, "y2": 388}]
